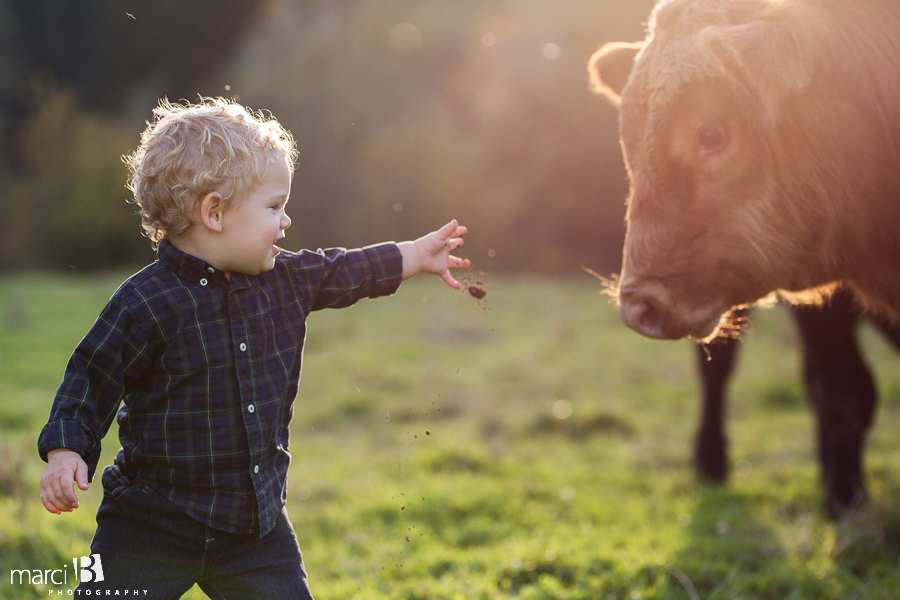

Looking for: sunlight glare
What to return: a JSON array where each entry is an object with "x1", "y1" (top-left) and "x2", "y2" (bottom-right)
[
  {"x1": 542, "y1": 42, "x2": 561, "y2": 60},
  {"x1": 390, "y1": 22, "x2": 422, "y2": 54},
  {"x1": 552, "y1": 399, "x2": 573, "y2": 419}
]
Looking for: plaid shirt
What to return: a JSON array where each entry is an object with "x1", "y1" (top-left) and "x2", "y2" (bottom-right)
[{"x1": 39, "y1": 240, "x2": 402, "y2": 536}]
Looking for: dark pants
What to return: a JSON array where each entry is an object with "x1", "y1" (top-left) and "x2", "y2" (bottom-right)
[{"x1": 78, "y1": 465, "x2": 314, "y2": 599}]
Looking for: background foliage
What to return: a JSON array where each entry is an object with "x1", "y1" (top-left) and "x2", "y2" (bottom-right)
[{"x1": 0, "y1": 0, "x2": 654, "y2": 275}]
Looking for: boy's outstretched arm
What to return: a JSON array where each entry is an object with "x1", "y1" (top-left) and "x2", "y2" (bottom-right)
[
  {"x1": 40, "y1": 448, "x2": 89, "y2": 514},
  {"x1": 398, "y1": 220, "x2": 471, "y2": 289}
]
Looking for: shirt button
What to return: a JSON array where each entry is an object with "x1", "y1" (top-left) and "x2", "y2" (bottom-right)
[
  {"x1": 200, "y1": 278, "x2": 208, "y2": 286},
  {"x1": 207, "y1": 267, "x2": 215, "y2": 274},
  {"x1": 239, "y1": 342, "x2": 247, "y2": 352},
  {"x1": 248, "y1": 404, "x2": 255, "y2": 413},
  {"x1": 254, "y1": 465, "x2": 260, "y2": 474}
]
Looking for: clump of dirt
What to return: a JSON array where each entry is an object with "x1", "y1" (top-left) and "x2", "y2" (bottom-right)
[{"x1": 461, "y1": 271, "x2": 489, "y2": 303}]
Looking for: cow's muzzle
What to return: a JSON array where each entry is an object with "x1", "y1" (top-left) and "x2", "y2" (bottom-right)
[{"x1": 618, "y1": 280, "x2": 723, "y2": 340}]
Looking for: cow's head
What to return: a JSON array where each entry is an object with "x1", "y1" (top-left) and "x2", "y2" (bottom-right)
[{"x1": 590, "y1": 0, "x2": 834, "y2": 340}]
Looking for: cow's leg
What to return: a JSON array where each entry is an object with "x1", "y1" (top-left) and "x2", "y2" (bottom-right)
[
  {"x1": 792, "y1": 288, "x2": 876, "y2": 518},
  {"x1": 694, "y1": 312, "x2": 746, "y2": 482}
]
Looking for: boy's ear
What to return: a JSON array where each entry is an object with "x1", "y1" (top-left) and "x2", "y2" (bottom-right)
[
  {"x1": 199, "y1": 192, "x2": 225, "y2": 233},
  {"x1": 589, "y1": 41, "x2": 643, "y2": 106}
]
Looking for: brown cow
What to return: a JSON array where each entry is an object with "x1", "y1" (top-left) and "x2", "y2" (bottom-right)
[{"x1": 589, "y1": 0, "x2": 900, "y2": 340}]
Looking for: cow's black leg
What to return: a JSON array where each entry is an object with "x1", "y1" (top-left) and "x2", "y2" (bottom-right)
[
  {"x1": 694, "y1": 312, "x2": 746, "y2": 483},
  {"x1": 792, "y1": 288, "x2": 876, "y2": 519}
]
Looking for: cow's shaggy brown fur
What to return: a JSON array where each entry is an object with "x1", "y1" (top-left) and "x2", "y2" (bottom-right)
[{"x1": 590, "y1": 0, "x2": 900, "y2": 340}]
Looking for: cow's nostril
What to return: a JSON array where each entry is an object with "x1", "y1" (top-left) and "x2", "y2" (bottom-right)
[
  {"x1": 618, "y1": 287, "x2": 668, "y2": 339},
  {"x1": 637, "y1": 299, "x2": 661, "y2": 334}
]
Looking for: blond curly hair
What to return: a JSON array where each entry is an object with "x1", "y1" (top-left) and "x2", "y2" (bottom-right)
[{"x1": 126, "y1": 97, "x2": 297, "y2": 245}]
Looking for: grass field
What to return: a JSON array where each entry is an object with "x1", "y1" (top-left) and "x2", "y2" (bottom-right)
[{"x1": 2, "y1": 271, "x2": 900, "y2": 599}]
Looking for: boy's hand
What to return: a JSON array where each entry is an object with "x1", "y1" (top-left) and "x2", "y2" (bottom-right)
[
  {"x1": 40, "y1": 449, "x2": 89, "y2": 514},
  {"x1": 399, "y1": 220, "x2": 471, "y2": 289}
]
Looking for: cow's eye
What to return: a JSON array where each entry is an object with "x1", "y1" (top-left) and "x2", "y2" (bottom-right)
[{"x1": 697, "y1": 125, "x2": 729, "y2": 154}]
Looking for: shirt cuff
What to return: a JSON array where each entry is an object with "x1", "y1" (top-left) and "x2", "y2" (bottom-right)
[
  {"x1": 361, "y1": 242, "x2": 403, "y2": 298},
  {"x1": 38, "y1": 419, "x2": 102, "y2": 482}
]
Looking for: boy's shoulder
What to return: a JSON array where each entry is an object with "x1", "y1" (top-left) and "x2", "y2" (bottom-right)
[
  {"x1": 114, "y1": 260, "x2": 169, "y2": 296},
  {"x1": 106, "y1": 260, "x2": 183, "y2": 317}
]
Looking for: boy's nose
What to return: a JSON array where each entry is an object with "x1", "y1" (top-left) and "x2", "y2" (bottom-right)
[{"x1": 282, "y1": 213, "x2": 291, "y2": 230}]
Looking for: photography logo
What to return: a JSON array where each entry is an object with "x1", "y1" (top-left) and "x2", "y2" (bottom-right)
[
  {"x1": 76, "y1": 554, "x2": 105, "y2": 583},
  {"x1": 9, "y1": 553, "x2": 104, "y2": 588}
]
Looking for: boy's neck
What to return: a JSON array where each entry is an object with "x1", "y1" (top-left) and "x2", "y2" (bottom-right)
[{"x1": 168, "y1": 231, "x2": 232, "y2": 280}]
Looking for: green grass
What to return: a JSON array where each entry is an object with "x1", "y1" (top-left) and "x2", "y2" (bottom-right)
[{"x1": 2, "y1": 271, "x2": 900, "y2": 599}]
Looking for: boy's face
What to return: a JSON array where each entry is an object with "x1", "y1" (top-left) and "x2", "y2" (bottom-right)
[{"x1": 220, "y1": 157, "x2": 292, "y2": 276}]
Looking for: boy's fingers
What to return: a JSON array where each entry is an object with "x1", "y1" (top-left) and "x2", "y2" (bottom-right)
[
  {"x1": 75, "y1": 460, "x2": 90, "y2": 491},
  {"x1": 40, "y1": 490, "x2": 62, "y2": 514},
  {"x1": 448, "y1": 237, "x2": 465, "y2": 251},
  {"x1": 44, "y1": 487, "x2": 69, "y2": 513},
  {"x1": 48, "y1": 476, "x2": 66, "y2": 506},
  {"x1": 437, "y1": 220, "x2": 466, "y2": 241},
  {"x1": 51, "y1": 467, "x2": 79, "y2": 509},
  {"x1": 449, "y1": 255, "x2": 471, "y2": 268},
  {"x1": 62, "y1": 481, "x2": 80, "y2": 509},
  {"x1": 51, "y1": 495, "x2": 70, "y2": 513},
  {"x1": 440, "y1": 270, "x2": 461, "y2": 290},
  {"x1": 436, "y1": 220, "x2": 457, "y2": 239}
]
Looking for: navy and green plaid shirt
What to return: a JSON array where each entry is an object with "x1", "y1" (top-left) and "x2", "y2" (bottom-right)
[{"x1": 38, "y1": 240, "x2": 402, "y2": 536}]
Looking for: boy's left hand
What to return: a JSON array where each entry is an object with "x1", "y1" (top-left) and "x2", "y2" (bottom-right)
[{"x1": 400, "y1": 220, "x2": 471, "y2": 289}]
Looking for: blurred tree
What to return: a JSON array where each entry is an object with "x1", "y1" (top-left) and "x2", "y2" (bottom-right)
[
  {"x1": 0, "y1": 0, "x2": 21, "y2": 172},
  {"x1": 4, "y1": 78, "x2": 148, "y2": 269},
  {"x1": 223, "y1": 0, "x2": 652, "y2": 275},
  {"x1": 5, "y1": 0, "x2": 264, "y2": 112},
  {"x1": 0, "y1": 0, "x2": 264, "y2": 269},
  {"x1": 1, "y1": 0, "x2": 655, "y2": 275}
]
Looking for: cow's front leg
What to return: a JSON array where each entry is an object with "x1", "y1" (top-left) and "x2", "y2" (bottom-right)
[
  {"x1": 694, "y1": 318, "x2": 745, "y2": 483},
  {"x1": 793, "y1": 288, "x2": 875, "y2": 519}
]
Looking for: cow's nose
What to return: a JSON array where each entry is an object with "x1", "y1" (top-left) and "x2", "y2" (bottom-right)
[{"x1": 618, "y1": 284, "x2": 668, "y2": 339}]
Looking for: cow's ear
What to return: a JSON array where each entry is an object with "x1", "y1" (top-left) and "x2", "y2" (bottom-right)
[
  {"x1": 700, "y1": 21, "x2": 813, "y2": 117},
  {"x1": 589, "y1": 42, "x2": 643, "y2": 106}
]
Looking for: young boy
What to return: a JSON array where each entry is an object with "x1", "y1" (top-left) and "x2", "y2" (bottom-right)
[{"x1": 37, "y1": 97, "x2": 471, "y2": 599}]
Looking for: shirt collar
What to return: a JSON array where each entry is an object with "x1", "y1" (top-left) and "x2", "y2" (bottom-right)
[{"x1": 157, "y1": 240, "x2": 231, "y2": 288}]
